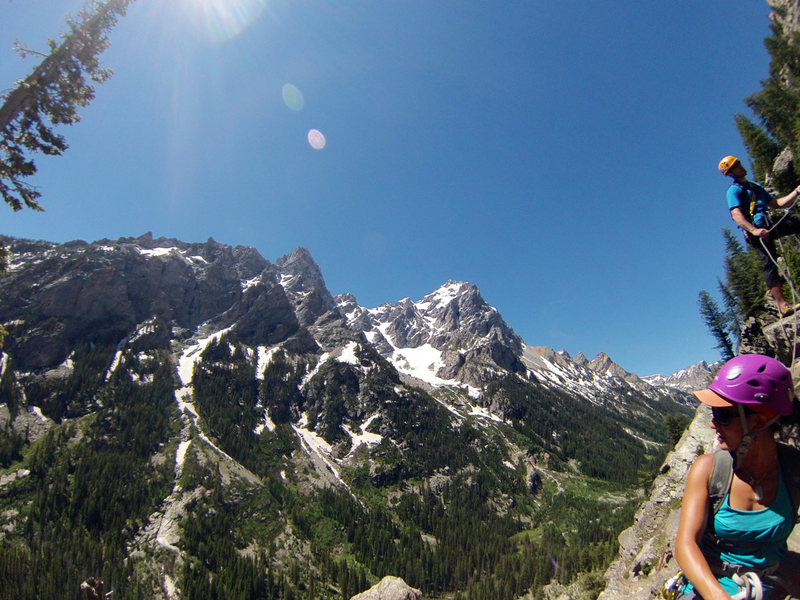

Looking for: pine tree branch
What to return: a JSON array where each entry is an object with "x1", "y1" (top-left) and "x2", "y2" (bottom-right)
[{"x1": 0, "y1": 0, "x2": 133, "y2": 212}]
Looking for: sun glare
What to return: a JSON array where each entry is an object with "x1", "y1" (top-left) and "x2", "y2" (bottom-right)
[
  {"x1": 181, "y1": 0, "x2": 270, "y2": 43},
  {"x1": 282, "y1": 84, "x2": 305, "y2": 111},
  {"x1": 307, "y1": 129, "x2": 326, "y2": 150}
]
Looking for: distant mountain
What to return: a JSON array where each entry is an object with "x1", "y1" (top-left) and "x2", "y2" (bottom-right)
[
  {"x1": 335, "y1": 280, "x2": 524, "y2": 390},
  {"x1": 643, "y1": 360, "x2": 716, "y2": 393},
  {"x1": 0, "y1": 234, "x2": 700, "y2": 600},
  {"x1": 336, "y1": 282, "x2": 702, "y2": 408}
]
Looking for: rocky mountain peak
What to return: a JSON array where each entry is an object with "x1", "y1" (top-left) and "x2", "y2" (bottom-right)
[
  {"x1": 587, "y1": 351, "x2": 611, "y2": 371},
  {"x1": 336, "y1": 279, "x2": 525, "y2": 387},
  {"x1": 274, "y1": 247, "x2": 337, "y2": 328},
  {"x1": 643, "y1": 360, "x2": 716, "y2": 393},
  {"x1": 275, "y1": 247, "x2": 320, "y2": 277}
]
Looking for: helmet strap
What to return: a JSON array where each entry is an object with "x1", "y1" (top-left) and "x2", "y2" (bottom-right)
[
  {"x1": 733, "y1": 406, "x2": 781, "y2": 464},
  {"x1": 735, "y1": 404, "x2": 754, "y2": 464}
]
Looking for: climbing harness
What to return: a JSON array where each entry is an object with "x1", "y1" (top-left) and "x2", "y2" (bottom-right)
[{"x1": 660, "y1": 570, "x2": 767, "y2": 600}]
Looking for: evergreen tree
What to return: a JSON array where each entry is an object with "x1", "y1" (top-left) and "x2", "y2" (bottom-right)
[
  {"x1": 734, "y1": 14, "x2": 800, "y2": 192},
  {"x1": 1, "y1": 0, "x2": 133, "y2": 213},
  {"x1": 698, "y1": 229, "x2": 769, "y2": 360},
  {"x1": 722, "y1": 228, "x2": 766, "y2": 317},
  {"x1": 717, "y1": 277, "x2": 742, "y2": 344},
  {"x1": 698, "y1": 290, "x2": 734, "y2": 361},
  {"x1": 735, "y1": 113, "x2": 782, "y2": 184}
]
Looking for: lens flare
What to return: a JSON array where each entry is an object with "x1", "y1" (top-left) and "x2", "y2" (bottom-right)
[
  {"x1": 180, "y1": 0, "x2": 269, "y2": 43},
  {"x1": 282, "y1": 84, "x2": 304, "y2": 111},
  {"x1": 307, "y1": 129, "x2": 326, "y2": 151}
]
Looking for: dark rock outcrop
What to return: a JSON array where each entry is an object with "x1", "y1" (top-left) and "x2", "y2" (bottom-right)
[{"x1": 0, "y1": 235, "x2": 270, "y2": 370}]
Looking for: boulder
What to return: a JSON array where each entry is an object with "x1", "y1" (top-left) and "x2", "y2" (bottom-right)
[{"x1": 350, "y1": 576, "x2": 422, "y2": 600}]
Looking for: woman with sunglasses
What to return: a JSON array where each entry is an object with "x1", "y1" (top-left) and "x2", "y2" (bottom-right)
[{"x1": 673, "y1": 354, "x2": 799, "y2": 600}]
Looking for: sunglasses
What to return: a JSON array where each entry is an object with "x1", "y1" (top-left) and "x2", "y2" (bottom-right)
[{"x1": 711, "y1": 406, "x2": 750, "y2": 426}]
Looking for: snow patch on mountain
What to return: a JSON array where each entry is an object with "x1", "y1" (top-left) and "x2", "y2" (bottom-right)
[
  {"x1": 138, "y1": 247, "x2": 177, "y2": 258},
  {"x1": 339, "y1": 341, "x2": 360, "y2": 366},
  {"x1": 255, "y1": 346, "x2": 280, "y2": 380},
  {"x1": 344, "y1": 419, "x2": 383, "y2": 455},
  {"x1": 336, "y1": 281, "x2": 517, "y2": 392},
  {"x1": 177, "y1": 326, "x2": 233, "y2": 386},
  {"x1": 293, "y1": 418, "x2": 352, "y2": 491}
]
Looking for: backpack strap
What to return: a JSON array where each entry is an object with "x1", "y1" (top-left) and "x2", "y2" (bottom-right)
[
  {"x1": 733, "y1": 181, "x2": 765, "y2": 226},
  {"x1": 710, "y1": 444, "x2": 800, "y2": 513},
  {"x1": 702, "y1": 446, "x2": 799, "y2": 558},
  {"x1": 709, "y1": 449, "x2": 735, "y2": 516},
  {"x1": 703, "y1": 449, "x2": 735, "y2": 549}
]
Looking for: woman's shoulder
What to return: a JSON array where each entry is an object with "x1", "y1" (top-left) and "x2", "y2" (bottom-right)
[
  {"x1": 687, "y1": 453, "x2": 715, "y2": 486},
  {"x1": 693, "y1": 452, "x2": 715, "y2": 469}
]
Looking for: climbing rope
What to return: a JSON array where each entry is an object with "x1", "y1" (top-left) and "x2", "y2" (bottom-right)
[
  {"x1": 730, "y1": 571, "x2": 764, "y2": 600},
  {"x1": 758, "y1": 205, "x2": 800, "y2": 366}
]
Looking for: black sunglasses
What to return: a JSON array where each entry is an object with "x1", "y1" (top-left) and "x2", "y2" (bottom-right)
[{"x1": 711, "y1": 406, "x2": 750, "y2": 426}]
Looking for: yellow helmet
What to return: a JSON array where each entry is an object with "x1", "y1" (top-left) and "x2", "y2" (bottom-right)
[{"x1": 718, "y1": 155, "x2": 740, "y2": 175}]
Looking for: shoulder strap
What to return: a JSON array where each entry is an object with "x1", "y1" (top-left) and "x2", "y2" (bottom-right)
[
  {"x1": 702, "y1": 450, "x2": 735, "y2": 549},
  {"x1": 708, "y1": 449, "x2": 734, "y2": 516},
  {"x1": 731, "y1": 181, "x2": 759, "y2": 222},
  {"x1": 777, "y1": 443, "x2": 800, "y2": 521}
]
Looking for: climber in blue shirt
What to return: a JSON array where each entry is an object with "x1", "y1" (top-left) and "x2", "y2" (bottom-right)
[{"x1": 719, "y1": 155, "x2": 800, "y2": 317}]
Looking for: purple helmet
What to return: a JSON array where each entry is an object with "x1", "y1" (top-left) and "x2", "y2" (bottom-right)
[{"x1": 694, "y1": 354, "x2": 795, "y2": 416}]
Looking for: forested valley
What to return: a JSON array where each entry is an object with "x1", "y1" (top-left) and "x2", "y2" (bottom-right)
[{"x1": 0, "y1": 330, "x2": 688, "y2": 600}]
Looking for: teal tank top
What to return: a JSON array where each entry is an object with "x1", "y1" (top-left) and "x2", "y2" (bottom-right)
[
  {"x1": 713, "y1": 471, "x2": 793, "y2": 595},
  {"x1": 683, "y1": 472, "x2": 794, "y2": 597}
]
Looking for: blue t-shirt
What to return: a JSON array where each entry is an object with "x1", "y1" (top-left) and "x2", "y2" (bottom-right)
[{"x1": 727, "y1": 181, "x2": 773, "y2": 228}]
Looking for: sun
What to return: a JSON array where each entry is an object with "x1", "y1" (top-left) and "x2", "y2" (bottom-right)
[{"x1": 180, "y1": 0, "x2": 270, "y2": 43}]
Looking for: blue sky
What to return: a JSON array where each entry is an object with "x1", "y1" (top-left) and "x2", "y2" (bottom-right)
[{"x1": 1, "y1": 1, "x2": 776, "y2": 376}]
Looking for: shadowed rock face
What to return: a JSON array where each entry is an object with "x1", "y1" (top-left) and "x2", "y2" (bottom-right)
[
  {"x1": 0, "y1": 235, "x2": 272, "y2": 370},
  {"x1": 275, "y1": 247, "x2": 337, "y2": 327}
]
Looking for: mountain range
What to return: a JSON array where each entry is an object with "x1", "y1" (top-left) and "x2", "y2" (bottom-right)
[{"x1": 0, "y1": 233, "x2": 708, "y2": 600}]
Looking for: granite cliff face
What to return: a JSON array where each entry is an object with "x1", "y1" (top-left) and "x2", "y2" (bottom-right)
[
  {"x1": 0, "y1": 233, "x2": 276, "y2": 370},
  {"x1": 598, "y1": 407, "x2": 717, "y2": 600}
]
